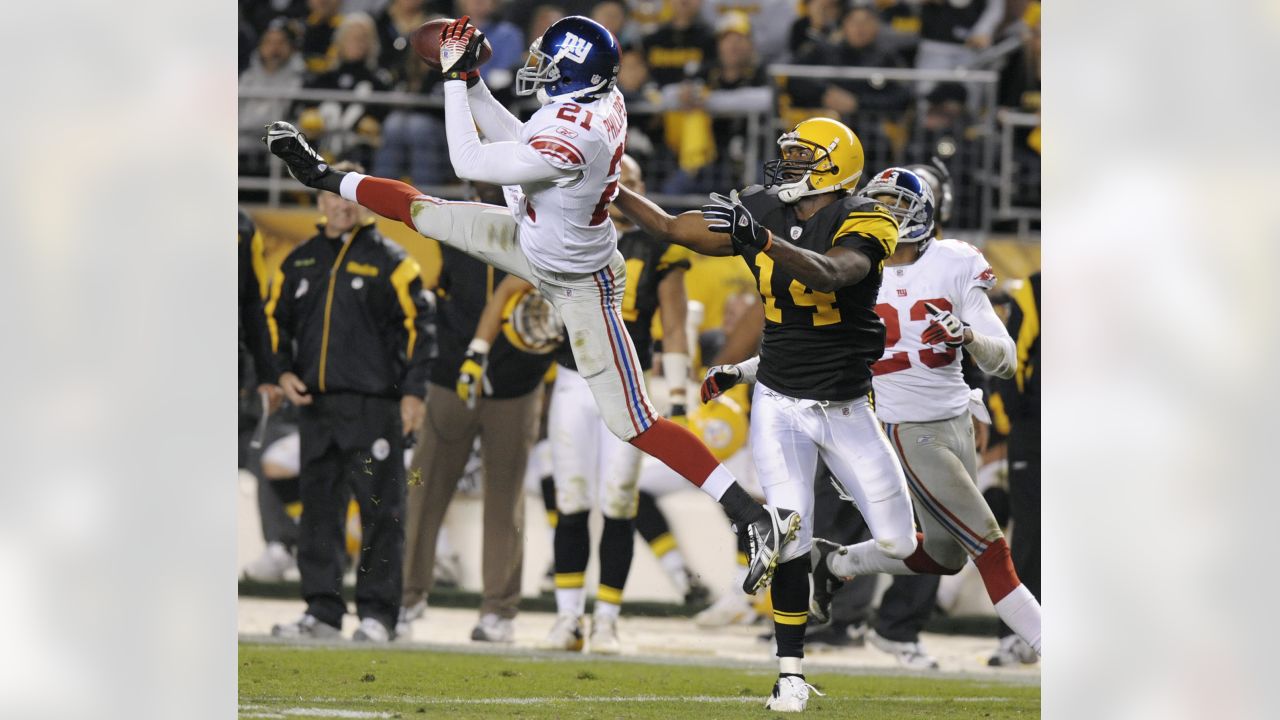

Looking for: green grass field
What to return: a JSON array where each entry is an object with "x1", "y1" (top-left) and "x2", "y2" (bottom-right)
[{"x1": 239, "y1": 642, "x2": 1040, "y2": 718}]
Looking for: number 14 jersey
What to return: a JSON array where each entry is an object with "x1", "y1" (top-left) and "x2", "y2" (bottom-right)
[
  {"x1": 872, "y1": 238, "x2": 1000, "y2": 424},
  {"x1": 737, "y1": 185, "x2": 900, "y2": 402}
]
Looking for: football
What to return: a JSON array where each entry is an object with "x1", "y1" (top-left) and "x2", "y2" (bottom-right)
[{"x1": 409, "y1": 18, "x2": 494, "y2": 71}]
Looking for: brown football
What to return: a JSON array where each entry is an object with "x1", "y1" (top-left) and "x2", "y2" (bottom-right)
[{"x1": 409, "y1": 18, "x2": 494, "y2": 71}]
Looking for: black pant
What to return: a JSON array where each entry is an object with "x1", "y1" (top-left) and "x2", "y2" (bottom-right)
[
  {"x1": 297, "y1": 393, "x2": 405, "y2": 631},
  {"x1": 813, "y1": 461, "x2": 938, "y2": 642},
  {"x1": 1000, "y1": 419, "x2": 1040, "y2": 638}
]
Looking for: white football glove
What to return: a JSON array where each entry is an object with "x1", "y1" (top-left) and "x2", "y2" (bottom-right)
[{"x1": 921, "y1": 301, "x2": 968, "y2": 347}]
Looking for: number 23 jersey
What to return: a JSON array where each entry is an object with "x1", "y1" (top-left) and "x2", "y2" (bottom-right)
[
  {"x1": 871, "y1": 238, "x2": 1000, "y2": 424},
  {"x1": 737, "y1": 185, "x2": 900, "y2": 402}
]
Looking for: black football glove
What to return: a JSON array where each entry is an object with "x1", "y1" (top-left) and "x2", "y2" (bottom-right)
[{"x1": 701, "y1": 190, "x2": 772, "y2": 254}]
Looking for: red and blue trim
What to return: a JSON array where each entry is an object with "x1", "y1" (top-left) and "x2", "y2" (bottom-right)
[
  {"x1": 593, "y1": 266, "x2": 655, "y2": 435},
  {"x1": 886, "y1": 422, "x2": 990, "y2": 557}
]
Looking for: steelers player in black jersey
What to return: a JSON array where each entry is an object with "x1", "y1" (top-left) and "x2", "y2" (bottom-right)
[
  {"x1": 613, "y1": 118, "x2": 919, "y2": 712},
  {"x1": 464, "y1": 155, "x2": 694, "y2": 654}
]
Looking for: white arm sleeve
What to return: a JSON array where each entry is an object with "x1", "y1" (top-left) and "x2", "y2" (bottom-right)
[
  {"x1": 958, "y1": 286, "x2": 1016, "y2": 379},
  {"x1": 444, "y1": 82, "x2": 571, "y2": 185},
  {"x1": 467, "y1": 80, "x2": 523, "y2": 142}
]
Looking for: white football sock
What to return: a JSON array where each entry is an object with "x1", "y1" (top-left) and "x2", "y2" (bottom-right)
[
  {"x1": 659, "y1": 550, "x2": 690, "y2": 591},
  {"x1": 828, "y1": 539, "x2": 912, "y2": 577},
  {"x1": 594, "y1": 600, "x2": 621, "y2": 621},
  {"x1": 993, "y1": 584, "x2": 1042, "y2": 654},
  {"x1": 555, "y1": 588, "x2": 585, "y2": 617}
]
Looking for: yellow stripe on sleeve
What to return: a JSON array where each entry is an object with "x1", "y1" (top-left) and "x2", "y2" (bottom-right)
[
  {"x1": 251, "y1": 230, "x2": 270, "y2": 300},
  {"x1": 1012, "y1": 281, "x2": 1040, "y2": 393},
  {"x1": 833, "y1": 211, "x2": 899, "y2": 259},
  {"x1": 390, "y1": 257, "x2": 423, "y2": 359},
  {"x1": 655, "y1": 243, "x2": 694, "y2": 272},
  {"x1": 264, "y1": 267, "x2": 287, "y2": 353}
]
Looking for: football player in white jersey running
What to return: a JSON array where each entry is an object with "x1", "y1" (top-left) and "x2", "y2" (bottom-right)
[
  {"x1": 809, "y1": 166, "x2": 1042, "y2": 660},
  {"x1": 263, "y1": 15, "x2": 796, "y2": 598}
]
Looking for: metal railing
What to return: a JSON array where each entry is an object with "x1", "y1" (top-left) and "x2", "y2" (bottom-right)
[
  {"x1": 240, "y1": 65, "x2": 1040, "y2": 238},
  {"x1": 994, "y1": 110, "x2": 1041, "y2": 237}
]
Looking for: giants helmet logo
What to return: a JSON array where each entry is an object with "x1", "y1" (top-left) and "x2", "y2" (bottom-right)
[{"x1": 558, "y1": 32, "x2": 593, "y2": 64}]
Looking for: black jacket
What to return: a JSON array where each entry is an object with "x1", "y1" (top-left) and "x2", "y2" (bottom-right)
[
  {"x1": 238, "y1": 209, "x2": 276, "y2": 385},
  {"x1": 266, "y1": 220, "x2": 436, "y2": 399}
]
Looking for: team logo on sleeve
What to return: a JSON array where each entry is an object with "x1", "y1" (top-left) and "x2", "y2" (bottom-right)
[
  {"x1": 559, "y1": 32, "x2": 593, "y2": 64},
  {"x1": 975, "y1": 266, "x2": 996, "y2": 282}
]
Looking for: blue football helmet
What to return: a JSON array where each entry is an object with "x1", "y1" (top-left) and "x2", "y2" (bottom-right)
[
  {"x1": 515, "y1": 16, "x2": 619, "y2": 104},
  {"x1": 858, "y1": 167, "x2": 937, "y2": 245}
]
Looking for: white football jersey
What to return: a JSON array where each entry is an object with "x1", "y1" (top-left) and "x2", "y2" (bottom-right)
[
  {"x1": 872, "y1": 239, "x2": 1005, "y2": 424},
  {"x1": 512, "y1": 88, "x2": 629, "y2": 274}
]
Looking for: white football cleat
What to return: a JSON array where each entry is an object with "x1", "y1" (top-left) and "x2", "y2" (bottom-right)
[
  {"x1": 868, "y1": 630, "x2": 939, "y2": 670},
  {"x1": 987, "y1": 634, "x2": 1039, "y2": 666},
  {"x1": 243, "y1": 542, "x2": 296, "y2": 583},
  {"x1": 588, "y1": 615, "x2": 621, "y2": 654},
  {"x1": 539, "y1": 614, "x2": 584, "y2": 651},
  {"x1": 470, "y1": 613, "x2": 515, "y2": 643},
  {"x1": 352, "y1": 617, "x2": 391, "y2": 643},
  {"x1": 271, "y1": 613, "x2": 340, "y2": 640},
  {"x1": 694, "y1": 591, "x2": 760, "y2": 628},
  {"x1": 765, "y1": 675, "x2": 824, "y2": 712},
  {"x1": 396, "y1": 598, "x2": 427, "y2": 640}
]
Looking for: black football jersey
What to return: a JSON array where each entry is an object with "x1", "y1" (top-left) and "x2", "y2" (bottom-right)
[
  {"x1": 556, "y1": 228, "x2": 692, "y2": 372},
  {"x1": 736, "y1": 185, "x2": 899, "y2": 401}
]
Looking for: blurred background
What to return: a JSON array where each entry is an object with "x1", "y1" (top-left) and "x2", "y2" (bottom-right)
[{"x1": 238, "y1": 0, "x2": 1042, "y2": 287}]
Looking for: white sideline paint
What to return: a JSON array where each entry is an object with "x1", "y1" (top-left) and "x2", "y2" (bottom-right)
[{"x1": 240, "y1": 694, "x2": 1019, "y2": 712}]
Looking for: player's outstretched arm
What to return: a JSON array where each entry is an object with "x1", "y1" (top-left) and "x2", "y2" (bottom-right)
[
  {"x1": 613, "y1": 186, "x2": 734, "y2": 256},
  {"x1": 702, "y1": 191, "x2": 871, "y2": 292},
  {"x1": 442, "y1": 83, "x2": 570, "y2": 185}
]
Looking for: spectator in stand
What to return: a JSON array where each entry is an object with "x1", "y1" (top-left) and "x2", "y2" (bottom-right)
[
  {"x1": 789, "y1": 6, "x2": 912, "y2": 170},
  {"x1": 297, "y1": 12, "x2": 393, "y2": 171},
  {"x1": 998, "y1": 1, "x2": 1040, "y2": 114},
  {"x1": 265, "y1": 160, "x2": 436, "y2": 642},
  {"x1": 643, "y1": 0, "x2": 716, "y2": 87},
  {"x1": 591, "y1": 0, "x2": 642, "y2": 47},
  {"x1": 374, "y1": 0, "x2": 430, "y2": 84},
  {"x1": 372, "y1": 51, "x2": 452, "y2": 187},
  {"x1": 240, "y1": 19, "x2": 306, "y2": 175},
  {"x1": 915, "y1": 0, "x2": 1004, "y2": 97},
  {"x1": 788, "y1": 0, "x2": 841, "y2": 59},
  {"x1": 700, "y1": 0, "x2": 796, "y2": 64},
  {"x1": 615, "y1": 43, "x2": 662, "y2": 163},
  {"x1": 627, "y1": 0, "x2": 673, "y2": 37},
  {"x1": 659, "y1": 11, "x2": 770, "y2": 192},
  {"x1": 300, "y1": 0, "x2": 345, "y2": 74},
  {"x1": 456, "y1": 0, "x2": 525, "y2": 90}
]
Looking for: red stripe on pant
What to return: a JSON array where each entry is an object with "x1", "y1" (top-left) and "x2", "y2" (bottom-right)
[
  {"x1": 605, "y1": 265, "x2": 656, "y2": 427},
  {"x1": 353, "y1": 176, "x2": 425, "y2": 232},
  {"x1": 591, "y1": 270, "x2": 643, "y2": 436},
  {"x1": 892, "y1": 424, "x2": 990, "y2": 553}
]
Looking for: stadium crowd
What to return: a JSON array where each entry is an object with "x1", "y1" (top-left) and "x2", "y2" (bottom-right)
[
  {"x1": 238, "y1": 0, "x2": 1041, "y2": 677},
  {"x1": 239, "y1": 0, "x2": 1041, "y2": 226}
]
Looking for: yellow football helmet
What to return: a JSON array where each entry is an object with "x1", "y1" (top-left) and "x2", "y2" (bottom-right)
[
  {"x1": 501, "y1": 287, "x2": 564, "y2": 355},
  {"x1": 765, "y1": 117, "x2": 865, "y2": 204},
  {"x1": 688, "y1": 384, "x2": 749, "y2": 462}
]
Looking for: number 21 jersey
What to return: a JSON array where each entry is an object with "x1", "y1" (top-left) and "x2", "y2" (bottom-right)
[{"x1": 515, "y1": 88, "x2": 628, "y2": 275}]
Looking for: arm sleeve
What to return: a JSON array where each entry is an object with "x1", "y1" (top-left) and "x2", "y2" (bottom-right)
[
  {"x1": 390, "y1": 257, "x2": 437, "y2": 398},
  {"x1": 467, "y1": 80, "x2": 524, "y2": 141},
  {"x1": 958, "y1": 285, "x2": 1016, "y2": 379},
  {"x1": 444, "y1": 83, "x2": 574, "y2": 185}
]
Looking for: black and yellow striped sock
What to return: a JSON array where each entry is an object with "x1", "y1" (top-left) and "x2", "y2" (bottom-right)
[
  {"x1": 597, "y1": 516, "x2": 635, "y2": 610},
  {"x1": 771, "y1": 557, "x2": 810, "y2": 659}
]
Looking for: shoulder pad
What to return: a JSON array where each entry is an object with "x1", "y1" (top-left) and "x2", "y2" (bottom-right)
[{"x1": 838, "y1": 194, "x2": 895, "y2": 219}]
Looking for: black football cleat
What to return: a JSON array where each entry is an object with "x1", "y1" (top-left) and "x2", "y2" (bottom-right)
[{"x1": 262, "y1": 121, "x2": 332, "y2": 188}]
